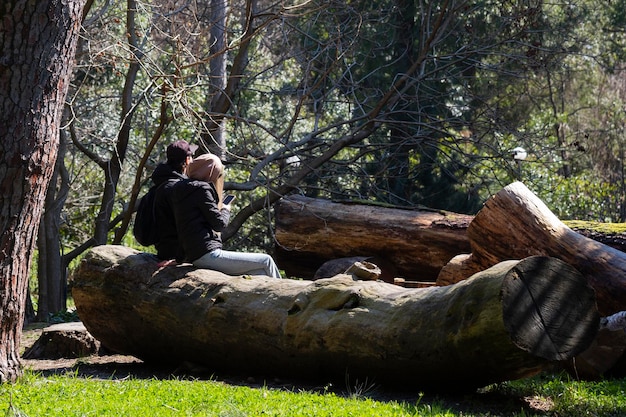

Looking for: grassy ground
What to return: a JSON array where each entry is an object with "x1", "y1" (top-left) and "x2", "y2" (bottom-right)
[
  {"x1": 6, "y1": 324, "x2": 626, "y2": 416},
  {"x1": 2, "y1": 374, "x2": 448, "y2": 417},
  {"x1": 5, "y1": 354, "x2": 626, "y2": 417}
]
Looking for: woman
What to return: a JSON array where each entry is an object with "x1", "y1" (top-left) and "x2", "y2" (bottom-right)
[{"x1": 172, "y1": 153, "x2": 282, "y2": 278}]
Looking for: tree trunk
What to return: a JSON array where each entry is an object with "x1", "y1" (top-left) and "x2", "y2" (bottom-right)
[
  {"x1": 203, "y1": 0, "x2": 229, "y2": 156},
  {"x1": 37, "y1": 130, "x2": 71, "y2": 320},
  {"x1": 90, "y1": 0, "x2": 138, "y2": 245},
  {"x1": 433, "y1": 181, "x2": 626, "y2": 379},
  {"x1": 0, "y1": 0, "x2": 85, "y2": 382},
  {"x1": 274, "y1": 195, "x2": 473, "y2": 280},
  {"x1": 72, "y1": 245, "x2": 599, "y2": 391},
  {"x1": 436, "y1": 181, "x2": 626, "y2": 317}
]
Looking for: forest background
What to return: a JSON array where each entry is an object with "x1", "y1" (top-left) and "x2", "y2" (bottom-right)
[{"x1": 28, "y1": 0, "x2": 626, "y2": 323}]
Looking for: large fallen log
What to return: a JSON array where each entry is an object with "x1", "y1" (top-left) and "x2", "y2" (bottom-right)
[
  {"x1": 436, "y1": 182, "x2": 626, "y2": 317},
  {"x1": 435, "y1": 182, "x2": 626, "y2": 379},
  {"x1": 71, "y1": 245, "x2": 599, "y2": 391},
  {"x1": 274, "y1": 195, "x2": 626, "y2": 283},
  {"x1": 274, "y1": 196, "x2": 473, "y2": 280}
]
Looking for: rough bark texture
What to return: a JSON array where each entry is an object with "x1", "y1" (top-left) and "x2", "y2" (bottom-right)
[
  {"x1": 436, "y1": 182, "x2": 626, "y2": 317},
  {"x1": 37, "y1": 132, "x2": 71, "y2": 320},
  {"x1": 435, "y1": 181, "x2": 626, "y2": 379},
  {"x1": 72, "y1": 245, "x2": 599, "y2": 391},
  {"x1": 0, "y1": 0, "x2": 85, "y2": 382},
  {"x1": 274, "y1": 195, "x2": 473, "y2": 280}
]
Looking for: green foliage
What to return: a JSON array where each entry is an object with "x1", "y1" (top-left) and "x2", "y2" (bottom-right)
[
  {"x1": 20, "y1": 0, "x2": 626, "y2": 325},
  {"x1": 49, "y1": 0, "x2": 626, "y2": 268},
  {"x1": 531, "y1": 173, "x2": 620, "y2": 222},
  {"x1": 47, "y1": 309, "x2": 80, "y2": 324}
]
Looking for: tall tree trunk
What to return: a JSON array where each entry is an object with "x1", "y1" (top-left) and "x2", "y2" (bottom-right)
[
  {"x1": 0, "y1": 0, "x2": 84, "y2": 382},
  {"x1": 86, "y1": 0, "x2": 137, "y2": 246},
  {"x1": 385, "y1": 0, "x2": 415, "y2": 205},
  {"x1": 37, "y1": 130, "x2": 71, "y2": 320},
  {"x1": 203, "y1": 0, "x2": 229, "y2": 156}
]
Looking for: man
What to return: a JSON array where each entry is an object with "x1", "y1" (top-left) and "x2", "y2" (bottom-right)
[{"x1": 151, "y1": 140, "x2": 198, "y2": 264}]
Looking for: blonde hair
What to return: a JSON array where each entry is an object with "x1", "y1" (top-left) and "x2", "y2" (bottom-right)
[{"x1": 187, "y1": 153, "x2": 225, "y2": 206}]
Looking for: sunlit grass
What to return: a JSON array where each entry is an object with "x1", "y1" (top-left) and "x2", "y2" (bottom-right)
[
  {"x1": 0, "y1": 371, "x2": 447, "y2": 417},
  {"x1": 497, "y1": 373, "x2": 626, "y2": 417},
  {"x1": 3, "y1": 370, "x2": 626, "y2": 416}
]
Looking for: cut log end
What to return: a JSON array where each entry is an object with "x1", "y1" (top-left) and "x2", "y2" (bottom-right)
[
  {"x1": 501, "y1": 256, "x2": 600, "y2": 361},
  {"x1": 72, "y1": 246, "x2": 602, "y2": 389}
]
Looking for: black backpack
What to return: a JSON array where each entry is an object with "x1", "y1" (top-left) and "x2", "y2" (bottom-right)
[{"x1": 133, "y1": 183, "x2": 164, "y2": 246}]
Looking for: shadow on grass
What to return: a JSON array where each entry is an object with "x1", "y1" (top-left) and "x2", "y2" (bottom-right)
[{"x1": 25, "y1": 356, "x2": 554, "y2": 416}]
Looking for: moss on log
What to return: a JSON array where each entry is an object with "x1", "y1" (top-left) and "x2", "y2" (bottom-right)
[{"x1": 436, "y1": 182, "x2": 626, "y2": 316}]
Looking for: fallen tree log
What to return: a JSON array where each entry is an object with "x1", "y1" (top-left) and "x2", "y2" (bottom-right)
[
  {"x1": 434, "y1": 182, "x2": 626, "y2": 379},
  {"x1": 274, "y1": 196, "x2": 473, "y2": 280},
  {"x1": 436, "y1": 182, "x2": 626, "y2": 317},
  {"x1": 71, "y1": 245, "x2": 599, "y2": 391},
  {"x1": 274, "y1": 195, "x2": 626, "y2": 283}
]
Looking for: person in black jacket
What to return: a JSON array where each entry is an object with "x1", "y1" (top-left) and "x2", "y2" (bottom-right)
[
  {"x1": 172, "y1": 153, "x2": 282, "y2": 278},
  {"x1": 151, "y1": 140, "x2": 198, "y2": 264}
]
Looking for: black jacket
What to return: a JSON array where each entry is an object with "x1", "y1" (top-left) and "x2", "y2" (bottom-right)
[
  {"x1": 171, "y1": 178, "x2": 230, "y2": 262},
  {"x1": 151, "y1": 163, "x2": 187, "y2": 260}
]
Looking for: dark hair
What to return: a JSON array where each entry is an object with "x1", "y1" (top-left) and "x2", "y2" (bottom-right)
[
  {"x1": 166, "y1": 140, "x2": 198, "y2": 166},
  {"x1": 168, "y1": 159, "x2": 187, "y2": 174}
]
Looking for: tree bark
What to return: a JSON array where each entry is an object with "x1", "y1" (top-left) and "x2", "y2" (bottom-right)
[
  {"x1": 432, "y1": 181, "x2": 626, "y2": 378},
  {"x1": 436, "y1": 182, "x2": 626, "y2": 317},
  {"x1": 0, "y1": 0, "x2": 85, "y2": 382},
  {"x1": 203, "y1": 0, "x2": 229, "y2": 155},
  {"x1": 89, "y1": 0, "x2": 138, "y2": 246},
  {"x1": 37, "y1": 130, "x2": 71, "y2": 319},
  {"x1": 274, "y1": 195, "x2": 473, "y2": 280},
  {"x1": 72, "y1": 245, "x2": 599, "y2": 390}
]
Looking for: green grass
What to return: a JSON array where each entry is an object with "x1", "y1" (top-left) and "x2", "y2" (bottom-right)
[
  {"x1": 502, "y1": 373, "x2": 626, "y2": 417},
  {"x1": 0, "y1": 372, "x2": 446, "y2": 417},
  {"x1": 3, "y1": 370, "x2": 626, "y2": 417}
]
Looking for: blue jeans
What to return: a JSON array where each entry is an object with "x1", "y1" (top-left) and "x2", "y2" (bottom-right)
[{"x1": 193, "y1": 248, "x2": 282, "y2": 278}]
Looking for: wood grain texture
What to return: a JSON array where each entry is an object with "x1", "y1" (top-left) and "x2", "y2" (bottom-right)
[
  {"x1": 72, "y1": 246, "x2": 598, "y2": 391},
  {"x1": 437, "y1": 182, "x2": 626, "y2": 317},
  {"x1": 275, "y1": 196, "x2": 473, "y2": 280}
]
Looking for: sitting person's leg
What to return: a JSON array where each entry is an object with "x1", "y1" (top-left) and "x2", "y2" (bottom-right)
[{"x1": 193, "y1": 248, "x2": 282, "y2": 278}]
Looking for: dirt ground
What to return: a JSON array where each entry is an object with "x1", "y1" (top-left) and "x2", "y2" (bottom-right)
[{"x1": 20, "y1": 323, "x2": 553, "y2": 416}]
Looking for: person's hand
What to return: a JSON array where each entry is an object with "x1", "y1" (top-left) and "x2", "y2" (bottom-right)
[{"x1": 157, "y1": 259, "x2": 177, "y2": 268}]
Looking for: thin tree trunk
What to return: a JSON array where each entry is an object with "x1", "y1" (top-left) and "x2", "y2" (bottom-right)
[
  {"x1": 87, "y1": 0, "x2": 138, "y2": 245},
  {"x1": 37, "y1": 130, "x2": 71, "y2": 320},
  {"x1": 203, "y1": 0, "x2": 229, "y2": 155},
  {"x1": 0, "y1": 0, "x2": 85, "y2": 382}
]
